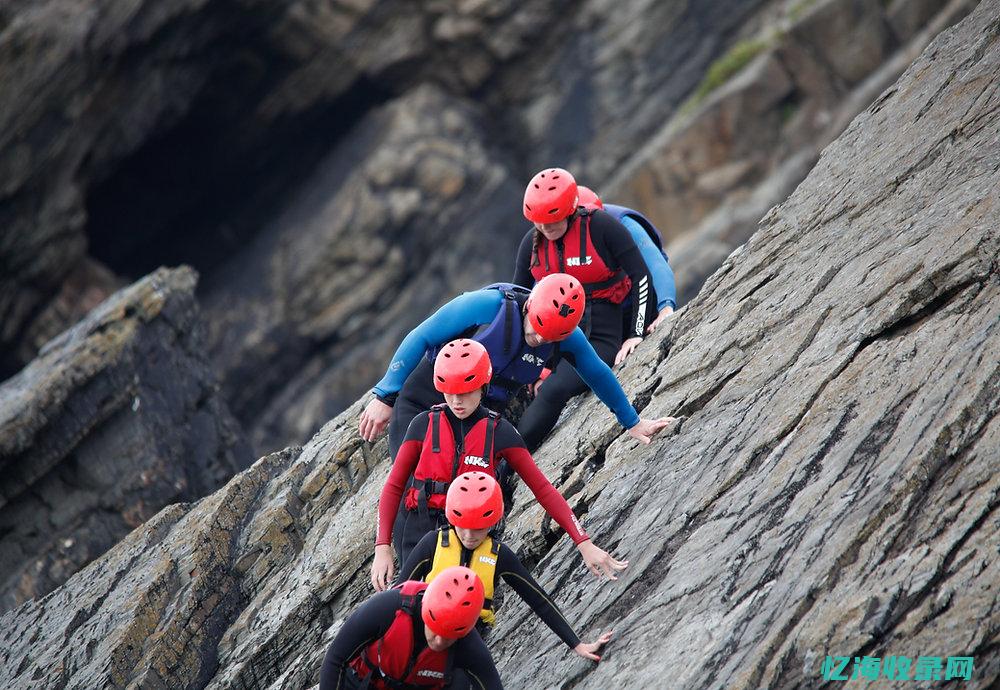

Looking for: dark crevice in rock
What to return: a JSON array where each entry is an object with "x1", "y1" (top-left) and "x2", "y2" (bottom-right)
[
  {"x1": 722, "y1": 404, "x2": 858, "y2": 606},
  {"x1": 739, "y1": 272, "x2": 777, "y2": 305},
  {"x1": 857, "y1": 278, "x2": 983, "y2": 353},
  {"x1": 674, "y1": 365, "x2": 743, "y2": 418}
]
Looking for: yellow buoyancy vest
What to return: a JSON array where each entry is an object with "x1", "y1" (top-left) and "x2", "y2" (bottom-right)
[{"x1": 426, "y1": 527, "x2": 499, "y2": 626}]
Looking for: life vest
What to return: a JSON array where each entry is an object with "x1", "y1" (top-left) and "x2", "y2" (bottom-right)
[
  {"x1": 529, "y1": 209, "x2": 631, "y2": 303},
  {"x1": 426, "y1": 527, "x2": 499, "y2": 626},
  {"x1": 348, "y1": 581, "x2": 454, "y2": 689},
  {"x1": 427, "y1": 285, "x2": 555, "y2": 404},
  {"x1": 405, "y1": 405, "x2": 500, "y2": 518},
  {"x1": 602, "y1": 204, "x2": 669, "y2": 263}
]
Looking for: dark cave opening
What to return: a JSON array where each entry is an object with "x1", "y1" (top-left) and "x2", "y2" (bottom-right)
[{"x1": 84, "y1": 58, "x2": 392, "y2": 283}]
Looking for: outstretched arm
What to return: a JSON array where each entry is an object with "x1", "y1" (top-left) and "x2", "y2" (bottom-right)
[
  {"x1": 371, "y1": 290, "x2": 504, "y2": 400},
  {"x1": 560, "y1": 330, "x2": 640, "y2": 429},
  {"x1": 497, "y1": 544, "x2": 580, "y2": 648},
  {"x1": 499, "y1": 429, "x2": 627, "y2": 581},
  {"x1": 360, "y1": 290, "x2": 502, "y2": 441}
]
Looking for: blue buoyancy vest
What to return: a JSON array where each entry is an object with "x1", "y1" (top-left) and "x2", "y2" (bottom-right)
[{"x1": 428, "y1": 284, "x2": 555, "y2": 403}]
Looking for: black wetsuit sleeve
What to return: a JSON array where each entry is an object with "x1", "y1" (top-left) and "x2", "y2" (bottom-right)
[
  {"x1": 395, "y1": 530, "x2": 437, "y2": 585},
  {"x1": 591, "y1": 211, "x2": 649, "y2": 339},
  {"x1": 319, "y1": 590, "x2": 401, "y2": 690},
  {"x1": 496, "y1": 544, "x2": 581, "y2": 649},
  {"x1": 512, "y1": 230, "x2": 536, "y2": 289},
  {"x1": 454, "y1": 630, "x2": 504, "y2": 690}
]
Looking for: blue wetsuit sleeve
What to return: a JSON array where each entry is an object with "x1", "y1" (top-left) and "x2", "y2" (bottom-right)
[
  {"x1": 621, "y1": 215, "x2": 676, "y2": 310},
  {"x1": 372, "y1": 291, "x2": 503, "y2": 398},
  {"x1": 561, "y1": 329, "x2": 640, "y2": 428}
]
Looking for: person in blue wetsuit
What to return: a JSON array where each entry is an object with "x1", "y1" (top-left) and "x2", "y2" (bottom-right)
[
  {"x1": 358, "y1": 273, "x2": 673, "y2": 458},
  {"x1": 577, "y1": 185, "x2": 677, "y2": 336}
]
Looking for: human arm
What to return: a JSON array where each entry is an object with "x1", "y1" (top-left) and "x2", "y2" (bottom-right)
[
  {"x1": 496, "y1": 545, "x2": 580, "y2": 648},
  {"x1": 512, "y1": 229, "x2": 536, "y2": 289},
  {"x1": 495, "y1": 424, "x2": 588, "y2": 544},
  {"x1": 454, "y1": 631, "x2": 504, "y2": 690},
  {"x1": 562, "y1": 331, "x2": 675, "y2": 443},
  {"x1": 498, "y1": 439, "x2": 627, "y2": 579},
  {"x1": 619, "y1": 215, "x2": 676, "y2": 312},
  {"x1": 319, "y1": 590, "x2": 400, "y2": 690},
  {"x1": 560, "y1": 330, "x2": 640, "y2": 428},
  {"x1": 370, "y1": 291, "x2": 504, "y2": 401}
]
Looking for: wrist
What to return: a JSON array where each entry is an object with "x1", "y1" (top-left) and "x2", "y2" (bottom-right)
[{"x1": 374, "y1": 390, "x2": 397, "y2": 407}]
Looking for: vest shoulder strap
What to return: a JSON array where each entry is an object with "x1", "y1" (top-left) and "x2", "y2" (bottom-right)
[{"x1": 429, "y1": 406, "x2": 446, "y2": 453}]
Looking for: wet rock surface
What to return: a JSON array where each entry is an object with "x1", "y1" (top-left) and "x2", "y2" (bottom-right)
[
  {"x1": 0, "y1": 267, "x2": 252, "y2": 613},
  {"x1": 1, "y1": 1, "x2": 997, "y2": 687}
]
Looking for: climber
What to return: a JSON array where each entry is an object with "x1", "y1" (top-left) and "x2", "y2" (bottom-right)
[
  {"x1": 358, "y1": 273, "x2": 673, "y2": 457},
  {"x1": 575, "y1": 185, "x2": 677, "y2": 336},
  {"x1": 397, "y1": 472, "x2": 614, "y2": 661},
  {"x1": 511, "y1": 168, "x2": 655, "y2": 450},
  {"x1": 319, "y1": 566, "x2": 502, "y2": 690},
  {"x1": 370, "y1": 339, "x2": 628, "y2": 588}
]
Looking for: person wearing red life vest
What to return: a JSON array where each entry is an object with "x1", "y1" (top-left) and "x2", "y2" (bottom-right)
[
  {"x1": 513, "y1": 168, "x2": 655, "y2": 451},
  {"x1": 320, "y1": 566, "x2": 501, "y2": 690},
  {"x1": 575, "y1": 185, "x2": 677, "y2": 337},
  {"x1": 398, "y1": 473, "x2": 614, "y2": 661},
  {"x1": 371, "y1": 339, "x2": 627, "y2": 590}
]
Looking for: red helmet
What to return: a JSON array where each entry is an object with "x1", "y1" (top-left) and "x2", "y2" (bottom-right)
[
  {"x1": 523, "y1": 168, "x2": 578, "y2": 223},
  {"x1": 525, "y1": 274, "x2": 585, "y2": 341},
  {"x1": 422, "y1": 566, "x2": 485, "y2": 638},
  {"x1": 434, "y1": 339, "x2": 492, "y2": 394},
  {"x1": 446, "y1": 472, "x2": 504, "y2": 529},
  {"x1": 577, "y1": 185, "x2": 603, "y2": 210}
]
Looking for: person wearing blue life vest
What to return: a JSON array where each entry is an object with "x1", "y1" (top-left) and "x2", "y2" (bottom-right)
[
  {"x1": 576, "y1": 185, "x2": 676, "y2": 336},
  {"x1": 358, "y1": 273, "x2": 673, "y2": 458}
]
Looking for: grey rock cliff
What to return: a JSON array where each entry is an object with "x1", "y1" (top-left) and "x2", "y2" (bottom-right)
[
  {"x1": 0, "y1": 1, "x2": 997, "y2": 687},
  {"x1": 0, "y1": 267, "x2": 252, "y2": 613}
]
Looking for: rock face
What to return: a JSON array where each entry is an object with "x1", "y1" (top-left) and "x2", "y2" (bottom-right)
[
  {"x1": 1, "y1": 2, "x2": 997, "y2": 688},
  {"x1": 0, "y1": 267, "x2": 252, "y2": 613},
  {"x1": 608, "y1": 0, "x2": 978, "y2": 304}
]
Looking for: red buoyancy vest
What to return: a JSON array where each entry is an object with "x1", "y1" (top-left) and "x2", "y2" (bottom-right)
[
  {"x1": 349, "y1": 581, "x2": 453, "y2": 689},
  {"x1": 530, "y1": 210, "x2": 632, "y2": 303},
  {"x1": 405, "y1": 406, "x2": 500, "y2": 513}
]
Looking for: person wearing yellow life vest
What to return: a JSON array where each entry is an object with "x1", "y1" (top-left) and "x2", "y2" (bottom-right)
[{"x1": 397, "y1": 472, "x2": 613, "y2": 662}]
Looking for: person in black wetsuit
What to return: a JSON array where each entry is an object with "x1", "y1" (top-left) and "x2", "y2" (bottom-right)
[
  {"x1": 319, "y1": 566, "x2": 501, "y2": 690},
  {"x1": 397, "y1": 472, "x2": 614, "y2": 661},
  {"x1": 513, "y1": 167, "x2": 653, "y2": 451}
]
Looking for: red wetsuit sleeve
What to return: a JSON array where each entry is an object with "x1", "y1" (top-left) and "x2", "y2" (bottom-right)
[
  {"x1": 500, "y1": 446, "x2": 589, "y2": 544},
  {"x1": 376, "y1": 438, "x2": 422, "y2": 546}
]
